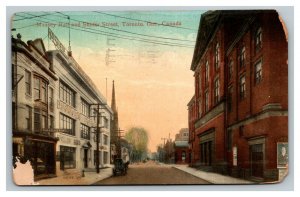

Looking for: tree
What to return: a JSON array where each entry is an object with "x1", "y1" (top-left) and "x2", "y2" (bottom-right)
[{"x1": 125, "y1": 127, "x2": 149, "y2": 162}]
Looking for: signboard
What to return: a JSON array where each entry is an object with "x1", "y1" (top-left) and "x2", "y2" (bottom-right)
[
  {"x1": 277, "y1": 142, "x2": 288, "y2": 168},
  {"x1": 233, "y1": 146, "x2": 237, "y2": 166},
  {"x1": 48, "y1": 28, "x2": 67, "y2": 56}
]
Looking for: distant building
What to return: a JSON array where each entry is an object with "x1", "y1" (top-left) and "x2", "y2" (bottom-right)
[
  {"x1": 188, "y1": 10, "x2": 288, "y2": 181},
  {"x1": 174, "y1": 128, "x2": 190, "y2": 164}
]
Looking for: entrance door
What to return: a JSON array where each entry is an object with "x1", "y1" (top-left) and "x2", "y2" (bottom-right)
[
  {"x1": 250, "y1": 144, "x2": 264, "y2": 178},
  {"x1": 84, "y1": 149, "x2": 88, "y2": 168}
]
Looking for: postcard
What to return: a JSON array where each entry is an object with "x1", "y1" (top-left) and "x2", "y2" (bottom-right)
[{"x1": 10, "y1": 9, "x2": 288, "y2": 185}]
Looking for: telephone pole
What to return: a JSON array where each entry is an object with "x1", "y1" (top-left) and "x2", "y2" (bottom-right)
[{"x1": 90, "y1": 103, "x2": 107, "y2": 174}]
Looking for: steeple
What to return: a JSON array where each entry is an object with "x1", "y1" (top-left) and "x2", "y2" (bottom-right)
[{"x1": 111, "y1": 80, "x2": 117, "y2": 113}]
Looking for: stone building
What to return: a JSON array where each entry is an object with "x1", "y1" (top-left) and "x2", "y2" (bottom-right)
[
  {"x1": 174, "y1": 128, "x2": 190, "y2": 164},
  {"x1": 188, "y1": 10, "x2": 288, "y2": 181}
]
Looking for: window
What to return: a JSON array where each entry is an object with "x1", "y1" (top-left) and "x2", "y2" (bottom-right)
[
  {"x1": 34, "y1": 108, "x2": 47, "y2": 131},
  {"x1": 60, "y1": 146, "x2": 76, "y2": 169},
  {"x1": 94, "y1": 129, "x2": 101, "y2": 143},
  {"x1": 205, "y1": 61, "x2": 209, "y2": 86},
  {"x1": 49, "y1": 87, "x2": 54, "y2": 111},
  {"x1": 59, "y1": 81, "x2": 75, "y2": 107},
  {"x1": 198, "y1": 99, "x2": 202, "y2": 117},
  {"x1": 255, "y1": 27, "x2": 262, "y2": 51},
  {"x1": 25, "y1": 70, "x2": 31, "y2": 95},
  {"x1": 214, "y1": 78, "x2": 220, "y2": 104},
  {"x1": 25, "y1": 106, "x2": 32, "y2": 130},
  {"x1": 239, "y1": 46, "x2": 246, "y2": 68},
  {"x1": 255, "y1": 60, "x2": 262, "y2": 84},
  {"x1": 239, "y1": 75, "x2": 246, "y2": 99},
  {"x1": 34, "y1": 76, "x2": 47, "y2": 102},
  {"x1": 228, "y1": 60, "x2": 233, "y2": 80},
  {"x1": 228, "y1": 86, "x2": 233, "y2": 112},
  {"x1": 215, "y1": 43, "x2": 220, "y2": 70},
  {"x1": 49, "y1": 115, "x2": 54, "y2": 129},
  {"x1": 81, "y1": 124, "x2": 90, "y2": 140},
  {"x1": 60, "y1": 113, "x2": 75, "y2": 136},
  {"x1": 104, "y1": 135, "x2": 108, "y2": 145},
  {"x1": 198, "y1": 72, "x2": 202, "y2": 95},
  {"x1": 205, "y1": 91, "x2": 209, "y2": 112},
  {"x1": 104, "y1": 117, "x2": 109, "y2": 129},
  {"x1": 81, "y1": 98, "x2": 90, "y2": 117}
]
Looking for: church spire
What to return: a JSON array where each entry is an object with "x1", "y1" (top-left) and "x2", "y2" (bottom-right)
[{"x1": 111, "y1": 80, "x2": 117, "y2": 113}]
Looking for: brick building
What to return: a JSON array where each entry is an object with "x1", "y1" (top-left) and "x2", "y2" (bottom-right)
[
  {"x1": 188, "y1": 10, "x2": 288, "y2": 181},
  {"x1": 174, "y1": 128, "x2": 190, "y2": 164}
]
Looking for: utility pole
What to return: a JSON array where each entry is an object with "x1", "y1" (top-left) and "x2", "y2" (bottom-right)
[
  {"x1": 161, "y1": 137, "x2": 167, "y2": 163},
  {"x1": 90, "y1": 103, "x2": 107, "y2": 174}
]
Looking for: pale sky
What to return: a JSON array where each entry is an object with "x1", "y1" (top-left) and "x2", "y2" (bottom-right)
[{"x1": 12, "y1": 10, "x2": 205, "y2": 152}]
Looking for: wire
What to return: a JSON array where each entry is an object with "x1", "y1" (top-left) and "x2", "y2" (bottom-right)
[
  {"x1": 13, "y1": 13, "x2": 54, "y2": 21},
  {"x1": 41, "y1": 11, "x2": 196, "y2": 43},
  {"x1": 18, "y1": 13, "x2": 195, "y2": 48}
]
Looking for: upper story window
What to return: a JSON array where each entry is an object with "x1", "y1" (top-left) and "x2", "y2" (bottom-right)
[
  {"x1": 255, "y1": 60, "x2": 262, "y2": 84},
  {"x1": 205, "y1": 90, "x2": 209, "y2": 112},
  {"x1": 255, "y1": 27, "x2": 262, "y2": 52},
  {"x1": 198, "y1": 99, "x2": 202, "y2": 117},
  {"x1": 214, "y1": 78, "x2": 220, "y2": 104},
  {"x1": 104, "y1": 135, "x2": 108, "y2": 145},
  {"x1": 25, "y1": 70, "x2": 31, "y2": 95},
  {"x1": 205, "y1": 60, "x2": 209, "y2": 86},
  {"x1": 239, "y1": 46, "x2": 246, "y2": 68},
  {"x1": 228, "y1": 86, "x2": 233, "y2": 112},
  {"x1": 25, "y1": 105, "x2": 32, "y2": 131},
  {"x1": 34, "y1": 76, "x2": 47, "y2": 103},
  {"x1": 60, "y1": 113, "x2": 75, "y2": 136},
  {"x1": 198, "y1": 72, "x2": 202, "y2": 95},
  {"x1": 81, "y1": 98, "x2": 90, "y2": 117},
  {"x1": 239, "y1": 75, "x2": 246, "y2": 100},
  {"x1": 49, "y1": 87, "x2": 54, "y2": 111},
  {"x1": 81, "y1": 124, "x2": 90, "y2": 140},
  {"x1": 104, "y1": 117, "x2": 109, "y2": 129},
  {"x1": 34, "y1": 108, "x2": 47, "y2": 132},
  {"x1": 215, "y1": 43, "x2": 220, "y2": 70},
  {"x1": 59, "y1": 81, "x2": 75, "y2": 107},
  {"x1": 228, "y1": 60, "x2": 233, "y2": 80}
]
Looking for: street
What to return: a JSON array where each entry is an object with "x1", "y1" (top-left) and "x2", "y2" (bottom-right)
[{"x1": 93, "y1": 161, "x2": 210, "y2": 185}]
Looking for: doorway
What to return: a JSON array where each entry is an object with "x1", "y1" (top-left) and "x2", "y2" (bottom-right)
[
  {"x1": 250, "y1": 144, "x2": 264, "y2": 178},
  {"x1": 84, "y1": 149, "x2": 88, "y2": 168}
]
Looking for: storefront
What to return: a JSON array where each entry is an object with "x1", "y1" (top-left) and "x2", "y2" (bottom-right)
[{"x1": 13, "y1": 132, "x2": 58, "y2": 180}]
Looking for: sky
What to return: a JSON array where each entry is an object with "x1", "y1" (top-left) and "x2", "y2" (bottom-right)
[{"x1": 12, "y1": 10, "x2": 205, "y2": 152}]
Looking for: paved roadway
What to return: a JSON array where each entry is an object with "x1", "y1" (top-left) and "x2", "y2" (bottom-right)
[{"x1": 93, "y1": 161, "x2": 210, "y2": 185}]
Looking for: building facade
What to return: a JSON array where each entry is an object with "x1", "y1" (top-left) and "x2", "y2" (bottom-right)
[
  {"x1": 174, "y1": 128, "x2": 190, "y2": 164},
  {"x1": 12, "y1": 34, "x2": 113, "y2": 180},
  {"x1": 12, "y1": 35, "x2": 59, "y2": 180},
  {"x1": 188, "y1": 10, "x2": 288, "y2": 181},
  {"x1": 47, "y1": 49, "x2": 113, "y2": 173}
]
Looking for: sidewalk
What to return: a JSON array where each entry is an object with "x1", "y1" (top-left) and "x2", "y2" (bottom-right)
[
  {"x1": 172, "y1": 164, "x2": 254, "y2": 184},
  {"x1": 36, "y1": 167, "x2": 113, "y2": 185}
]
